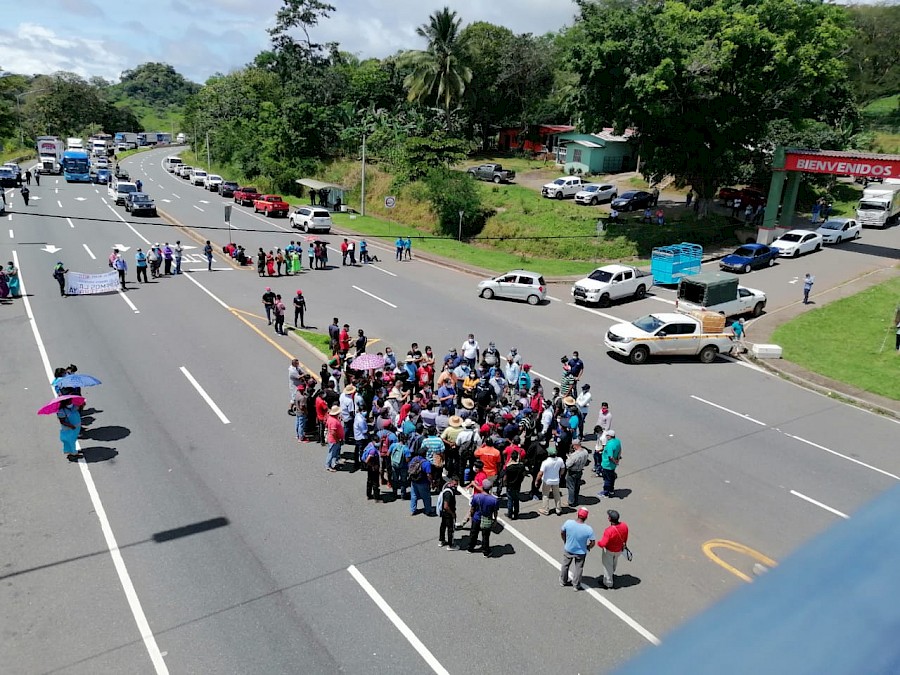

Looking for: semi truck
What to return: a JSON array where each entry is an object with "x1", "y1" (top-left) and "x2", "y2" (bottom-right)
[
  {"x1": 36, "y1": 136, "x2": 64, "y2": 174},
  {"x1": 114, "y1": 132, "x2": 139, "y2": 150},
  {"x1": 90, "y1": 138, "x2": 110, "y2": 157},
  {"x1": 856, "y1": 184, "x2": 900, "y2": 228},
  {"x1": 66, "y1": 137, "x2": 84, "y2": 151}
]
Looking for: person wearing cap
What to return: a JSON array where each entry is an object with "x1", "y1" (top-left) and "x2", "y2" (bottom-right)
[
  {"x1": 437, "y1": 473, "x2": 459, "y2": 550},
  {"x1": 560, "y1": 508, "x2": 595, "y2": 590},
  {"x1": 273, "y1": 294, "x2": 287, "y2": 335},
  {"x1": 597, "y1": 510, "x2": 629, "y2": 589},
  {"x1": 464, "y1": 477, "x2": 499, "y2": 556},
  {"x1": 600, "y1": 430, "x2": 622, "y2": 498},
  {"x1": 262, "y1": 287, "x2": 276, "y2": 325},
  {"x1": 134, "y1": 249, "x2": 148, "y2": 284},
  {"x1": 536, "y1": 446, "x2": 565, "y2": 515},
  {"x1": 324, "y1": 405, "x2": 345, "y2": 471},
  {"x1": 293, "y1": 290, "x2": 307, "y2": 329},
  {"x1": 565, "y1": 441, "x2": 591, "y2": 507},
  {"x1": 113, "y1": 253, "x2": 128, "y2": 290},
  {"x1": 575, "y1": 384, "x2": 592, "y2": 439}
]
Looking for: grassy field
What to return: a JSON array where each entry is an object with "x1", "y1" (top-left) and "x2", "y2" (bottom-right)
[
  {"x1": 772, "y1": 277, "x2": 900, "y2": 401},
  {"x1": 863, "y1": 94, "x2": 899, "y2": 116},
  {"x1": 1, "y1": 148, "x2": 34, "y2": 164},
  {"x1": 291, "y1": 328, "x2": 332, "y2": 356},
  {"x1": 113, "y1": 99, "x2": 182, "y2": 137}
]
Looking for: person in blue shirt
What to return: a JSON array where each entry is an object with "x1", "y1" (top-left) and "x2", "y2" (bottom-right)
[
  {"x1": 395, "y1": 237, "x2": 404, "y2": 261},
  {"x1": 361, "y1": 439, "x2": 381, "y2": 501},
  {"x1": 408, "y1": 447, "x2": 434, "y2": 515},
  {"x1": 560, "y1": 508, "x2": 595, "y2": 590},
  {"x1": 359, "y1": 239, "x2": 369, "y2": 264},
  {"x1": 135, "y1": 249, "x2": 148, "y2": 283},
  {"x1": 464, "y1": 478, "x2": 499, "y2": 556},
  {"x1": 443, "y1": 348, "x2": 462, "y2": 370},
  {"x1": 403, "y1": 237, "x2": 412, "y2": 260}
]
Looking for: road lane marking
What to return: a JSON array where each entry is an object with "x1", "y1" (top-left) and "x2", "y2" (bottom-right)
[
  {"x1": 367, "y1": 264, "x2": 397, "y2": 277},
  {"x1": 781, "y1": 432, "x2": 900, "y2": 481},
  {"x1": 566, "y1": 302, "x2": 624, "y2": 323},
  {"x1": 649, "y1": 295, "x2": 677, "y2": 305},
  {"x1": 118, "y1": 290, "x2": 140, "y2": 313},
  {"x1": 690, "y1": 395, "x2": 767, "y2": 426},
  {"x1": 530, "y1": 369, "x2": 560, "y2": 387},
  {"x1": 790, "y1": 490, "x2": 850, "y2": 519},
  {"x1": 347, "y1": 565, "x2": 449, "y2": 675},
  {"x1": 546, "y1": 295, "x2": 563, "y2": 302},
  {"x1": 82, "y1": 243, "x2": 96, "y2": 259},
  {"x1": 101, "y1": 197, "x2": 108, "y2": 205},
  {"x1": 715, "y1": 352, "x2": 767, "y2": 372},
  {"x1": 182, "y1": 270, "x2": 230, "y2": 309},
  {"x1": 8, "y1": 229, "x2": 12, "y2": 238},
  {"x1": 193, "y1": 205, "x2": 204, "y2": 212},
  {"x1": 172, "y1": 193, "x2": 180, "y2": 199},
  {"x1": 57, "y1": 200, "x2": 63, "y2": 208},
  {"x1": 353, "y1": 285, "x2": 397, "y2": 308},
  {"x1": 179, "y1": 366, "x2": 230, "y2": 424},
  {"x1": 105, "y1": 204, "x2": 152, "y2": 245},
  {"x1": 12, "y1": 250, "x2": 169, "y2": 674},
  {"x1": 702, "y1": 539, "x2": 777, "y2": 583},
  {"x1": 456, "y1": 487, "x2": 660, "y2": 645},
  {"x1": 67, "y1": 217, "x2": 75, "y2": 228}
]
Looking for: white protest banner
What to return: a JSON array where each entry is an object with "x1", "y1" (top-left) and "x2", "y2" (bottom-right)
[{"x1": 66, "y1": 271, "x2": 121, "y2": 295}]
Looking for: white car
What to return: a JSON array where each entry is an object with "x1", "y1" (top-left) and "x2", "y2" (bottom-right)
[
  {"x1": 204, "y1": 174, "x2": 224, "y2": 191},
  {"x1": 478, "y1": 270, "x2": 547, "y2": 305},
  {"x1": 816, "y1": 218, "x2": 861, "y2": 244},
  {"x1": 290, "y1": 206, "x2": 333, "y2": 233},
  {"x1": 770, "y1": 229, "x2": 823, "y2": 258},
  {"x1": 541, "y1": 176, "x2": 584, "y2": 199},
  {"x1": 574, "y1": 183, "x2": 617, "y2": 205},
  {"x1": 190, "y1": 170, "x2": 208, "y2": 186}
]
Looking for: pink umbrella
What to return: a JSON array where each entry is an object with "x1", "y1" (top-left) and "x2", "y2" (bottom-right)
[
  {"x1": 37, "y1": 395, "x2": 86, "y2": 415},
  {"x1": 350, "y1": 353, "x2": 385, "y2": 371}
]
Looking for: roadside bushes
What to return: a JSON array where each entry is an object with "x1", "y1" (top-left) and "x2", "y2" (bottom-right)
[
  {"x1": 604, "y1": 215, "x2": 738, "y2": 256},
  {"x1": 424, "y1": 167, "x2": 491, "y2": 238}
]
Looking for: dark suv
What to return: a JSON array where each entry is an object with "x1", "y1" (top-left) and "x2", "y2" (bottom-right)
[{"x1": 220, "y1": 181, "x2": 239, "y2": 198}]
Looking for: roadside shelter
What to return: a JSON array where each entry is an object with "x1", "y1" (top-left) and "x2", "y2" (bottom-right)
[
  {"x1": 294, "y1": 178, "x2": 349, "y2": 211},
  {"x1": 558, "y1": 129, "x2": 636, "y2": 174},
  {"x1": 497, "y1": 124, "x2": 574, "y2": 154}
]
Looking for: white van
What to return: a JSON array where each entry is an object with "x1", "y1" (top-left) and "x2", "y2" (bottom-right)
[
  {"x1": 164, "y1": 156, "x2": 183, "y2": 172},
  {"x1": 108, "y1": 181, "x2": 137, "y2": 205}
]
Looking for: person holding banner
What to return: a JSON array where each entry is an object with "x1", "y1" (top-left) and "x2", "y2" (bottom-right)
[
  {"x1": 52, "y1": 262, "x2": 68, "y2": 297},
  {"x1": 114, "y1": 254, "x2": 128, "y2": 290}
]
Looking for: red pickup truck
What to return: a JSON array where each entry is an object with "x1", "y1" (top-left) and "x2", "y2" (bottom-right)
[
  {"x1": 233, "y1": 186, "x2": 261, "y2": 206},
  {"x1": 253, "y1": 194, "x2": 289, "y2": 218}
]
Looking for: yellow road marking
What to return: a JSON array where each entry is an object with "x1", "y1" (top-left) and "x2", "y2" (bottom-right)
[
  {"x1": 228, "y1": 309, "x2": 320, "y2": 383},
  {"x1": 702, "y1": 539, "x2": 777, "y2": 583}
]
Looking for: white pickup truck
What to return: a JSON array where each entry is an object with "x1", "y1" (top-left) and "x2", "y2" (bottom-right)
[
  {"x1": 542, "y1": 176, "x2": 584, "y2": 199},
  {"x1": 604, "y1": 312, "x2": 735, "y2": 364},
  {"x1": 676, "y1": 271, "x2": 766, "y2": 318},
  {"x1": 571, "y1": 264, "x2": 654, "y2": 306}
]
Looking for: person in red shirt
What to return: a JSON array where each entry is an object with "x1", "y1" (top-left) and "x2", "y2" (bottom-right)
[
  {"x1": 597, "y1": 509, "x2": 629, "y2": 589},
  {"x1": 474, "y1": 438, "x2": 502, "y2": 485},
  {"x1": 324, "y1": 405, "x2": 345, "y2": 472},
  {"x1": 338, "y1": 324, "x2": 351, "y2": 359},
  {"x1": 503, "y1": 441, "x2": 524, "y2": 468},
  {"x1": 315, "y1": 392, "x2": 329, "y2": 446}
]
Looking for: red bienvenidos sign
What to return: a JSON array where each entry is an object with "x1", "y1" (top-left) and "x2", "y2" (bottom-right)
[{"x1": 785, "y1": 152, "x2": 900, "y2": 178}]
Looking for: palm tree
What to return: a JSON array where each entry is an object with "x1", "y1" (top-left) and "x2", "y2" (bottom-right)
[{"x1": 401, "y1": 7, "x2": 472, "y2": 131}]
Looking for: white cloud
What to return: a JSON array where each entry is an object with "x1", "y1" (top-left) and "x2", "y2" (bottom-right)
[{"x1": 0, "y1": 23, "x2": 131, "y2": 80}]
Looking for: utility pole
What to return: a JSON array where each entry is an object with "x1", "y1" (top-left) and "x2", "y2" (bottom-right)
[
  {"x1": 458, "y1": 210, "x2": 464, "y2": 241},
  {"x1": 205, "y1": 130, "x2": 211, "y2": 170},
  {"x1": 360, "y1": 132, "x2": 366, "y2": 217}
]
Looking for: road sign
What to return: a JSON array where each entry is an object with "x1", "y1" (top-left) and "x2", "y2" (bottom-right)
[
  {"x1": 384, "y1": 196, "x2": 396, "y2": 209},
  {"x1": 224, "y1": 204, "x2": 232, "y2": 224}
]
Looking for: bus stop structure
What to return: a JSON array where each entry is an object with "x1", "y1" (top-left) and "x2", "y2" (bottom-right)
[{"x1": 759, "y1": 146, "x2": 900, "y2": 244}]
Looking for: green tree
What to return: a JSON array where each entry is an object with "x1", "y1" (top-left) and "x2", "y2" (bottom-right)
[
  {"x1": 844, "y1": 3, "x2": 900, "y2": 104},
  {"x1": 401, "y1": 7, "x2": 472, "y2": 131},
  {"x1": 398, "y1": 130, "x2": 471, "y2": 181},
  {"x1": 111, "y1": 62, "x2": 200, "y2": 107},
  {"x1": 567, "y1": 0, "x2": 856, "y2": 216},
  {"x1": 424, "y1": 167, "x2": 486, "y2": 238}
]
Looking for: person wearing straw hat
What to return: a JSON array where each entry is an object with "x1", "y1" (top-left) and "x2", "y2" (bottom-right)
[
  {"x1": 340, "y1": 384, "x2": 357, "y2": 445},
  {"x1": 324, "y1": 405, "x2": 344, "y2": 472}
]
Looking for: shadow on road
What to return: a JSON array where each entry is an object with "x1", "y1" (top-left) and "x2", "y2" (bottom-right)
[
  {"x1": 80, "y1": 446, "x2": 119, "y2": 463},
  {"x1": 81, "y1": 425, "x2": 131, "y2": 442}
]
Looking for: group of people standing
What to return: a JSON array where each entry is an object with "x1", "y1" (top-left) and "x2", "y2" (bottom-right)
[
  {"x1": 0, "y1": 261, "x2": 21, "y2": 299},
  {"x1": 282, "y1": 332, "x2": 633, "y2": 587}
]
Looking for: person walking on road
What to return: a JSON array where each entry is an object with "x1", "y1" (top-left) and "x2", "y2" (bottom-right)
[
  {"x1": 114, "y1": 253, "x2": 128, "y2": 290},
  {"x1": 34, "y1": 171, "x2": 40, "y2": 186},
  {"x1": 537, "y1": 446, "x2": 564, "y2": 516},
  {"x1": 464, "y1": 478, "x2": 499, "y2": 556},
  {"x1": 597, "y1": 509, "x2": 629, "y2": 589},
  {"x1": 395, "y1": 237, "x2": 403, "y2": 261},
  {"x1": 560, "y1": 508, "x2": 595, "y2": 591},
  {"x1": 600, "y1": 430, "x2": 621, "y2": 498},
  {"x1": 52, "y1": 261, "x2": 68, "y2": 297},
  {"x1": 257, "y1": 248, "x2": 266, "y2": 277},
  {"x1": 20, "y1": 184, "x2": 29, "y2": 206},
  {"x1": 438, "y1": 473, "x2": 459, "y2": 549},
  {"x1": 324, "y1": 405, "x2": 344, "y2": 472},
  {"x1": 293, "y1": 290, "x2": 307, "y2": 328},
  {"x1": 262, "y1": 287, "x2": 276, "y2": 325},
  {"x1": 148, "y1": 245, "x2": 161, "y2": 278},
  {"x1": 25, "y1": 169, "x2": 31, "y2": 186},
  {"x1": 803, "y1": 273, "x2": 814, "y2": 305},
  {"x1": 204, "y1": 240, "x2": 213, "y2": 272},
  {"x1": 403, "y1": 237, "x2": 412, "y2": 260},
  {"x1": 135, "y1": 248, "x2": 148, "y2": 283},
  {"x1": 56, "y1": 397, "x2": 82, "y2": 461},
  {"x1": 731, "y1": 318, "x2": 746, "y2": 353},
  {"x1": 273, "y1": 294, "x2": 286, "y2": 335},
  {"x1": 565, "y1": 441, "x2": 590, "y2": 508}
]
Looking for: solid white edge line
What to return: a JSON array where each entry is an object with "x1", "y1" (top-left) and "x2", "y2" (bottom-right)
[
  {"x1": 782, "y1": 433, "x2": 900, "y2": 481},
  {"x1": 690, "y1": 395, "x2": 768, "y2": 426},
  {"x1": 455, "y1": 487, "x2": 660, "y2": 645},
  {"x1": 529, "y1": 369, "x2": 561, "y2": 387},
  {"x1": 347, "y1": 565, "x2": 450, "y2": 675},
  {"x1": 12, "y1": 250, "x2": 169, "y2": 674},
  {"x1": 352, "y1": 285, "x2": 397, "y2": 308},
  {"x1": 179, "y1": 366, "x2": 230, "y2": 424},
  {"x1": 182, "y1": 272, "x2": 230, "y2": 309},
  {"x1": 82, "y1": 243, "x2": 96, "y2": 260},
  {"x1": 566, "y1": 302, "x2": 624, "y2": 323},
  {"x1": 118, "y1": 290, "x2": 140, "y2": 313},
  {"x1": 367, "y1": 264, "x2": 397, "y2": 277},
  {"x1": 789, "y1": 490, "x2": 850, "y2": 519},
  {"x1": 716, "y1": 353, "x2": 767, "y2": 373}
]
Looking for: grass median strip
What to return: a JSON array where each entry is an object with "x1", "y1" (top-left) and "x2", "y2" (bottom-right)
[
  {"x1": 289, "y1": 327, "x2": 332, "y2": 358},
  {"x1": 772, "y1": 276, "x2": 900, "y2": 401}
]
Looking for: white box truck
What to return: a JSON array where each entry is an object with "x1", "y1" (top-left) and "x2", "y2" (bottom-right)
[
  {"x1": 114, "y1": 132, "x2": 139, "y2": 150},
  {"x1": 856, "y1": 184, "x2": 900, "y2": 228},
  {"x1": 66, "y1": 137, "x2": 84, "y2": 151},
  {"x1": 36, "y1": 136, "x2": 64, "y2": 174}
]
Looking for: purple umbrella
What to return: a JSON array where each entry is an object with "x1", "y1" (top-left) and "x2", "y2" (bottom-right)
[{"x1": 350, "y1": 353, "x2": 385, "y2": 371}]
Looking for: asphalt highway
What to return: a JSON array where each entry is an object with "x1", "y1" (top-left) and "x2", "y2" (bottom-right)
[{"x1": 2, "y1": 148, "x2": 899, "y2": 674}]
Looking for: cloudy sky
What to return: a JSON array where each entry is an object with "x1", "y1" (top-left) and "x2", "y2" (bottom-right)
[{"x1": 3, "y1": 0, "x2": 578, "y2": 84}]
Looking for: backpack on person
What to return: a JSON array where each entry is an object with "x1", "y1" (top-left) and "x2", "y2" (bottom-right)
[
  {"x1": 364, "y1": 446, "x2": 380, "y2": 469},
  {"x1": 390, "y1": 442, "x2": 408, "y2": 469},
  {"x1": 379, "y1": 433, "x2": 393, "y2": 457},
  {"x1": 408, "y1": 456, "x2": 425, "y2": 481}
]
